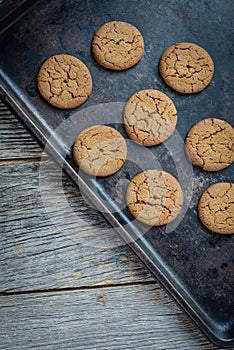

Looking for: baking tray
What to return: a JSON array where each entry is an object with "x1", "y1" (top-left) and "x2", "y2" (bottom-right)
[{"x1": 0, "y1": 0, "x2": 233, "y2": 347}]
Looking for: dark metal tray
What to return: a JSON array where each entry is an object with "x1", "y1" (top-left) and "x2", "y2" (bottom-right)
[{"x1": 0, "y1": 0, "x2": 233, "y2": 347}]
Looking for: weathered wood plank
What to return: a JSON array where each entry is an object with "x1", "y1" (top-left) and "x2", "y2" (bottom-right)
[
  {"x1": 0, "y1": 100, "x2": 43, "y2": 159},
  {"x1": 0, "y1": 284, "x2": 219, "y2": 350},
  {"x1": 0, "y1": 159, "x2": 153, "y2": 292}
]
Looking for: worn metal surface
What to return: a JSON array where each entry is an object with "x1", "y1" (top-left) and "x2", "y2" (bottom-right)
[{"x1": 0, "y1": 0, "x2": 233, "y2": 347}]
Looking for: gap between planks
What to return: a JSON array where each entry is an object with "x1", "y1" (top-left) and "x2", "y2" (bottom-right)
[
  {"x1": 0, "y1": 156, "x2": 49, "y2": 164},
  {"x1": 0, "y1": 281, "x2": 156, "y2": 297}
]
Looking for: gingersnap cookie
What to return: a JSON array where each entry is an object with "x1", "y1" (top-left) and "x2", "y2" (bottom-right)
[
  {"x1": 198, "y1": 183, "x2": 234, "y2": 234},
  {"x1": 37, "y1": 54, "x2": 92, "y2": 109},
  {"x1": 185, "y1": 118, "x2": 234, "y2": 171},
  {"x1": 159, "y1": 42, "x2": 214, "y2": 94},
  {"x1": 123, "y1": 89, "x2": 177, "y2": 146},
  {"x1": 126, "y1": 170, "x2": 183, "y2": 226},
  {"x1": 73, "y1": 125, "x2": 127, "y2": 176},
  {"x1": 92, "y1": 21, "x2": 144, "y2": 70}
]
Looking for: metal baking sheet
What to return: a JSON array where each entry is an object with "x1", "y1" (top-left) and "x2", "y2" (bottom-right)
[{"x1": 0, "y1": 0, "x2": 233, "y2": 347}]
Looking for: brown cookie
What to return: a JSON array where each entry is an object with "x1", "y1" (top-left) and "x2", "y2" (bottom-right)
[
  {"x1": 37, "y1": 54, "x2": 92, "y2": 109},
  {"x1": 123, "y1": 89, "x2": 177, "y2": 146},
  {"x1": 159, "y1": 42, "x2": 214, "y2": 94},
  {"x1": 92, "y1": 21, "x2": 144, "y2": 70},
  {"x1": 73, "y1": 125, "x2": 127, "y2": 176},
  {"x1": 185, "y1": 118, "x2": 234, "y2": 171},
  {"x1": 198, "y1": 183, "x2": 234, "y2": 234},
  {"x1": 126, "y1": 170, "x2": 183, "y2": 226}
]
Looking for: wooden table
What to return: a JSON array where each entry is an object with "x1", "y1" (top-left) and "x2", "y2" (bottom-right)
[{"x1": 0, "y1": 99, "x2": 231, "y2": 349}]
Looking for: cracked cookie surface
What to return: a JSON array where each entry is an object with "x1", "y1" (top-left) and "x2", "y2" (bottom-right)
[
  {"x1": 198, "y1": 182, "x2": 234, "y2": 234},
  {"x1": 159, "y1": 42, "x2": 214, "y2": 94},
  {"x1": 185, "y1": 118, "x2": 234, "y2": 171},
  {"x1": 73, "y1": 125, "x2": 127, "y2": 176},
  {"x1": 92, "y1": 21, "x2": 144, "y2": 70},
  {"x1": 37, "y1": 54, "x2": 92, "y2": 109},
  {"x1": 126, "y1": 170, "x2": 183, "y2": 226},
  {"x1": 123, "y1": 89, "x2": 177, "y2": 146}
]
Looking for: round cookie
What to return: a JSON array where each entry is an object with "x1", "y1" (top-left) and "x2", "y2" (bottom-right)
[
  {"x1": 126, "y1": 170, "x2": 183, "y2": 226},
  {"x1": 159, "y1": 42, "x2": 214, "y2": 94},
  {"x1": 123, "y1": 89, "x2": 177, "y2": 146},
  {"x1": 73, "y1": 125, "x2": 127, "y2": 176},
  {"x1": 92, "y1": 21, "x2": 144, "y2": 70},
  {"x1": 185, "y1": 118, "x2": 234, "y2": 171},
  {"x1": 198, "y1": 183, "x2": 234, "y2": 234},
  {"x1": 37, "y1": 54, "x2": 92, "y2": 109}
]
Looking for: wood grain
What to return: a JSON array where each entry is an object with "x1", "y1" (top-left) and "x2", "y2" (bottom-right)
[
  {"x1": 0, "y1": 159, "x2": 153, "y2": 292},
  {"x1": 0, "y1": 284, "x2": 219, "y2": 350},
  {"x1": 0, "y1": 100, "x2": 43, "y2": 159}
]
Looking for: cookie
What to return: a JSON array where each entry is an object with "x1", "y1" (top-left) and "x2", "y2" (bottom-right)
[
  {"x1": 159, "y1": 42, "x2": 214, "y2": 94},
  {"x1": 198, "y1": 183, "x2": 234, "y2": 234},
  {"x1": 123, "y1": 89, "x2": 177, "y2": 146},
  {"x1": 37, "y1": 54, "x2": 92, "y2": 109},
  {"x1": 126, "y1": 170, "x2": 183, "y2": 226},
  {"x1": 73, "y1": 125, "x2": 127, "y2": 176},
  {"x1": 92, "y1": 21, "x2": 144, "y2": 70},
  {"x1": 185, "y1": 118, "x2": 234, "y2": 171}
]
